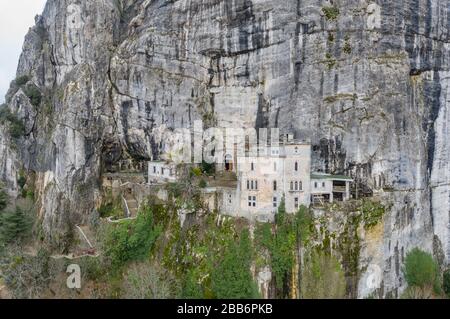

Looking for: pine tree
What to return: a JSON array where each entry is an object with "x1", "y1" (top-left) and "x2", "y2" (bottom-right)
[
  {"x1": 0, "y1": 186, "x2": 8, "y2": 211},
  {"x1": 211, "y1": 230, "x2": 259, "y2": 299},
  {"x1": 0, "y1": 206, "x2": 32, "y2": 244}
]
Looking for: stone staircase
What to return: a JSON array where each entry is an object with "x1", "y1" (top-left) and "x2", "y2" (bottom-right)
[{"x1": 123, "y1": 192, "x2": 139, "y2": 218}]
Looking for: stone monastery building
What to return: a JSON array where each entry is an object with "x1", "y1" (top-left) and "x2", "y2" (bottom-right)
[{"x1": 148, "y1": 135, "x2": 353, "y2": 222}]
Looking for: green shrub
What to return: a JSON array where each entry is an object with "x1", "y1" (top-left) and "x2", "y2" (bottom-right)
[
  {"x1": 361, "y1": 200, "x2": 385, "y2": 229},
  {"x1": 443, "y1": 269, "x2": 450, "y2": 297},
  {"x1": 182, "y1": 269, "x2": 205, "y2": 299},
  {"x1": 322, "y1": 6, "x2": 340, "y2": 21},
  {"x1": 17, "y1": 174, "x2": 26, "y2": 190},
  {"x1": 23, "y1": 85, "x2": 42, "y2": 107},
  {"x1": 190, "y1": 167, "x2": 203, "y2": 177},
  {"x1": 0, "y1": 107, "x2": 25, "y2": 139},
  {"x1": 343, "y1": 41, "x2": 352, "y2": 54},
  {"x1": 166, "y1": 182, "x2": 183, "y2": 198},
  {"x1": 327, "y1": 33, "x2": 335, "y2": 43},
  {"x1": 0, "y1": 186, "x2": 8, "y2": 211},
  {"x1": 403, "y1": 248, "x2": 440, "y2": 293},
  {"x1": 200, "y1": 161, "x2": 216, "y2": 175},
  {"x1": 325, "y1": 53, "x2": 337, "y2": 69},
  {"x1": 14, "y1": 75, "x2": 30, "y2": 87},
  {"x1": 79, "y1": 257, "x2": 106, "y2": 281},
  {"x1": 199, "y1": 179, "x2": 207, "y2": 188},
  {"x1": 98, "y1": 190, "x2": 124, "y2": 219}
]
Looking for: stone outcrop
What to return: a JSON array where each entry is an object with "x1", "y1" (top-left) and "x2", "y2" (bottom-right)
[{"x1": 0, "y1": 0, "x2": 449, "y2": 298}]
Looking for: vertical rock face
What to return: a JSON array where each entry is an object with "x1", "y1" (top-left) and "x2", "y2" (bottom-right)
[{"x1": 0, "y1": 0, "x2": 449, "y2": 297}]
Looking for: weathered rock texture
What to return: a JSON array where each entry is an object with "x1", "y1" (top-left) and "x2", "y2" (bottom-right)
[{"x1": 0, "y1": 0, "x2": 449, "y2": 298}]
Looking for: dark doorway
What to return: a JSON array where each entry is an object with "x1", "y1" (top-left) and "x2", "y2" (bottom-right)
[{"x1": 225, "y1": 155, "x2": 233, "y2": 171}]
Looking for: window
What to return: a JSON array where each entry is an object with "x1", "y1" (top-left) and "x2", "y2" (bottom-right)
[
  {"x1": 273, "y1": 197, "x2": 278, "y2": 208},
  {"x1": 299, "y1": 181, "x2": 303, "y2": 191},
  {"x1": 273, "y1": 181, "x2": 277, "y2": 191},
  {"x1": 161, "y1": 168, "x2": 165, "y2": 175},
  {"x1": 248, "y1": 196, "x2": 256, "y2": 207},
  {"x1": 322, "y1": 182, "x2": 326, "y2": 188},
  {"x1": 295, "y1": 181, "x2": 299, "y2": 191},
  {"x1": 295, "y1": 197, "x2": 299, "y2": 209},
  {"x1": 295, "y1": 147, "x2": 299, "y2": 154},
  {"x1": 251, "y1": 162, "x2": 255, "y2": 171},
  {"x1": 229, "y1": 194, "x2": 232, "y2": 204},
  {"x1": 315, "y1": 182, "x2": 318, "y2": 188},
  {"x1": 248, "y1": 180, "x2": 258, "y2": 190},
  {"x1": 295, "y1": 162, "x2": 298, "y2": 171},
  {"x1": 274, "y1": 162, "x2": 277, "y2": 172},
  {"x1": 153, "y1": 166, "x2": 156, "y2": 174},
  {"x1": 290, "y1": 181, "x2": 294, "y2": 191}
]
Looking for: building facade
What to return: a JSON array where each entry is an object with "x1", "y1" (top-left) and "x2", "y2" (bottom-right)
[
  {"x1": 148, "y1": 161, "x2": 178, "y2": 183},
  {"x1": 236, "y1": 142, "x2": 312, "y2": 221},
  {"x1": 311, "y1": 173, "x2": 353, "y2": 205},
  {"x1": 148, "y1": 139, "x2": 353, "y2": 222}
]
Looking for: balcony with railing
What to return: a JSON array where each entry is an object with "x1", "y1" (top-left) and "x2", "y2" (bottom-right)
[{"x1": 333, "y1": 185, "x2": 347, "y2": 193}]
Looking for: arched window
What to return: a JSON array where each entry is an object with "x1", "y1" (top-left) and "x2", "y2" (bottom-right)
[
  {"x1": 295, "y1": 181, "x2": 298, "y2": 191},
  {"x1": 295, "y1": 162, "x2": 298, "y2": 171},
  {"x1": 290, "y1": 181, "x2": 294, "y2": 191},
  {"x1": 299, "y1": 181, "x2": 303, "y2": 191}
]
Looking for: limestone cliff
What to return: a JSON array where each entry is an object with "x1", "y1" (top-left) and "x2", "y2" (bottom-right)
[{"x1": 0, "y1": 0, "x2": 449, "y2": 298}]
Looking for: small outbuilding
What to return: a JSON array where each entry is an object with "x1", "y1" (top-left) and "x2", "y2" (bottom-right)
[{"x1": 311, "y1": 173, "x2": 353, "y2": 205}]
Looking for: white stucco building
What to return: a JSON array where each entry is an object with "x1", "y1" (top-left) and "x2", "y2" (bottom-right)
[
  {"x1": 148, "y1": 161, "x2": 178, "y2": 183},
  {"x1": 310, "y1": 173, "x2": 353, "y2": 205}
]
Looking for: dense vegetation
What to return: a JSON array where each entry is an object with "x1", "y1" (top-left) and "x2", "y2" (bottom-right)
[
  {"x1": 211, "y1": 230, "x2": 259, "y2": 299},
  {"x1": 101, "y1": 204, "x2": 162, "y2": 271},
  {"x1": 1, "y1": 177, "x2": 449, "y2": 299},
  {"x1": 443, "y1": 269, "x2": 450, "y2": 297}
]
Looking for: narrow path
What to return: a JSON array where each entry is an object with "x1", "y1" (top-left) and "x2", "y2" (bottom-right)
[{"x1": 76, "y1": 225, "x2": 94, "y2": 249}]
